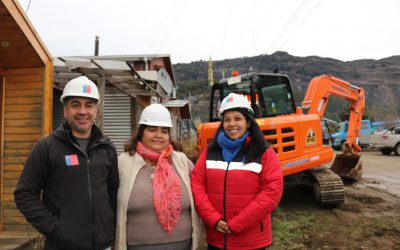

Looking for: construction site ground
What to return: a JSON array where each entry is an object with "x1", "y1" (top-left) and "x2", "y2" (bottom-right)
[{"x1": 270, "y1": 149, "x2": 400, "y2": 250}]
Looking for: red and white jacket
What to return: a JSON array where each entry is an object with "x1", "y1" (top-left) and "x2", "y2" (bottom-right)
[{"x1": 191, "y1": 146, "x2": 283, "y2": 249}]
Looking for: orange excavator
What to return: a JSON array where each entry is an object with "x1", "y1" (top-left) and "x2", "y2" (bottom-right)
[{"x1": 197, "y1": 73, "x2": 365, "y2": 206}]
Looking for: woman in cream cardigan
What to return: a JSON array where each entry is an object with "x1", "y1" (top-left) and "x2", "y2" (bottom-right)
[{"x1": 116, "y1": 104, "x2": 201, "y2": 250}]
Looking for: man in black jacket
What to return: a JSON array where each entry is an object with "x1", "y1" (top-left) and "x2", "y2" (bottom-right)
[{"x1": 14, "y1": 76, "x2": 119, "y2": 250}]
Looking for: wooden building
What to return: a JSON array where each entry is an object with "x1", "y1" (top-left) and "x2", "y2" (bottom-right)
[
  {"x1": 0, "y1": 0, "x2": 53, "y2": 242},
  {"x1": 0, "y1": 2, "x2": 190, "y2": 246}
]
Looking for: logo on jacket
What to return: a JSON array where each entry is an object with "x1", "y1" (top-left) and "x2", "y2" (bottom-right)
[{"x1": 65, "y1": 154, "x2": 79, "y2": 166}]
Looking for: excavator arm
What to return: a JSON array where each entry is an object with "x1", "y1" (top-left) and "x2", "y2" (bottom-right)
[{"x1": 301, "y1": 75, "x2": 365, "y2": 153}]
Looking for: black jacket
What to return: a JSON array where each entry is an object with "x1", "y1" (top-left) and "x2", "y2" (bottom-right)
[{"x1": 14, "y1": 123, "x2": 119, "y2": 250}]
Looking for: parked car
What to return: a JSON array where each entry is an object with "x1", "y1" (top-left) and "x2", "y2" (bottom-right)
[
  {"x1": 331, "y1": 120, "x2": 383, "y2": 150},
  {"x1": 369, "y1": 126, "x2": 400, "y2": 155}
]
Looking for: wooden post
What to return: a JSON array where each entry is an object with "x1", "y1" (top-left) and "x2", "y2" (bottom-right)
[{"x1": 97, "y1": 76, "x2": 105, "y2": 130}]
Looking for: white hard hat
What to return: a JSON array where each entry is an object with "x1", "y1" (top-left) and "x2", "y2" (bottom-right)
[
  {"x1": 219, "y1": 93, "x2": 253, "y2": 115},
  {"x1": 139, "y1": 104, "x2": 173, "y2": 127},
  {"x1": 60, "y1": 76, "x2": 100, "y2": 103}
]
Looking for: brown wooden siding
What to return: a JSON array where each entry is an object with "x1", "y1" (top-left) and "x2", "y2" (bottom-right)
[
  {"x1": 0, "y1": 0, "x2": 52, "y2": 69},
  {"x1": 1, "y1": 67, "x2": 45, "y2": 231}
]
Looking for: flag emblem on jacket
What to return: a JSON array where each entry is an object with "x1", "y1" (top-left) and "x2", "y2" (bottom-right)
[
  {"x1": 65, "y1": 154, "x2": 79, "y2": 166},
  {"x1": 83, "y1": 85, "x2": 91, "y2": 94}
]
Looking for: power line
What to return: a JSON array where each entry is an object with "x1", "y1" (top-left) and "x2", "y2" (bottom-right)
[
  {"x1": 148, "y1": 0, "x2": 180, "y2": 51},
  {"x1": 277, "y1": 0, "x2": 322, "y2": 51},
  {"x1": 25, "y1": 0, "x2": 32, "y2": 13},
  {"x1": 266, "y1": 0, "x2": 312, "y2": 54},
  {"x1": 155, "y1": 0, "x2": 187, "y2": 54}
]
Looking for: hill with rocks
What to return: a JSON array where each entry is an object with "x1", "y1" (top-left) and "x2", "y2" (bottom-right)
[{"x1": 174, "y1": 52, "x2": 400, "y2": 123}]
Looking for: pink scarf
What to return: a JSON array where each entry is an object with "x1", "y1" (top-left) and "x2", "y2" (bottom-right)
[{"x1": 135, "y1": 142, "x2": 181, "y2": 235}]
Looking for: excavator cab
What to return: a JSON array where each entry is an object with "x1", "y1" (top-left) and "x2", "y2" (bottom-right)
[{"x1": 209, "y1": 73, "x2": 296, "y2": 121}]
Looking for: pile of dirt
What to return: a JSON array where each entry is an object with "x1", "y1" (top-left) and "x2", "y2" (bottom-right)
[{"x1": 270, "y1": 182, "x2": 400, "y2": 249}]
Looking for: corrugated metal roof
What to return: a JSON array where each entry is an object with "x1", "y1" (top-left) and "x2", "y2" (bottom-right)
[
  {"x1": 162, "y1": 100, "x2": 191, "y2": 119},
  {"x1": 162, "y1": 99, "x2": 189, "y2": 107}
]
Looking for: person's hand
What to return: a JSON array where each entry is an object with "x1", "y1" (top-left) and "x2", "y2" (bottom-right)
[{"x1": 215, "y1": 220, "x2": 231, "y2": 234}]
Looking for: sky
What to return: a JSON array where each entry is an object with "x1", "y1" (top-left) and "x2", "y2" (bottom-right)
[{"x1": 18, "y1": 0, "x2": 400, "y2": 63}]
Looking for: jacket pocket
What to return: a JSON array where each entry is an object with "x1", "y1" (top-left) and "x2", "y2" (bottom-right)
[{"x1": 260, "y1": 221, "x2": 264, "y2": 232}]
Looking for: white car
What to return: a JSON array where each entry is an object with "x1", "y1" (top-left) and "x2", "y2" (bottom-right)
[{"x1": 369, "y1": 126, "x2": 400, "y2": 155}]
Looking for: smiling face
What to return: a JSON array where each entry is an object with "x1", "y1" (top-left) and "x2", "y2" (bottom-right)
[
  {"x1": 222, "y1": 110, "x2": 250, "y2": 140},
  {"x1": 63, "y1": 97, "x2": 98, "y2": 138},
  {"x1": 141, "y1": 126, "x2": 170, "y2": 153}
]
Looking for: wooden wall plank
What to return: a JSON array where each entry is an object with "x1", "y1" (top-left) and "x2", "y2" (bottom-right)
[
  {"x1": 4, "y1": 119, "x2": 42, "y2": 127},
  {"x1": 6, "y1": 82, "x2": 42, "y2": 89},
  {"x1": 2, "y1": 216, "x2": 27, "y2": 224},
  {"x1": 3, "y1": 224, "x2": 37, "y2": 232},
  {"x1": 5, "y1": 104, "x2": 41, "y2": 112},
  {"x1": 3, "y1": 202, "x2": 17, "y2": 209},
  {"x1": 4, "y1": 134, "x2": 41, "y2": 142},
  {"x1": 3, "y1": 67, "x2": 42, "y2": 76},
  {"x1": 3, "y1": 209, "x2": 23, "y2": 217},
  {"x1": 3, "y1": 187, "x2": 16, "y2": 195},
  {"x1": 3, "y1": 157, "x2": 27, "y2": 164},
  {"x1": 4, "y1": 112, "x2": 42, "y2": 119},
  {"x1": 4, "y1": 141, "x2": 37, "y2": 149},
  {"x1": 4, "y1": 75, "x2": 43, "y2": 83},
  {"x1": 3, "y1": 194, "x2": 15, "y2": 202},
  {"x1": 3, "y1": 179, "x2": 18, "y2": 188},
  {"x1": 3, "y1": 164, "x2": 24, "y2": 172},
  {"x1": 3, "y1": 172, "x2": 22, "y2": 179},
  {"x1": 5, "y1": 96, "x2": 42, "y2": 104},
  {"x1": 3, "y1": 127, "x2": 41, "y2": 134},
  {"x1": 6, "y1": 89, "x2": 42, "y2": 96}
]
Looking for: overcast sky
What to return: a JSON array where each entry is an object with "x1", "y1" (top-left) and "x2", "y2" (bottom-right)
[{"x1": 19, "y1": 0, "x2": 400, "y2": 63}]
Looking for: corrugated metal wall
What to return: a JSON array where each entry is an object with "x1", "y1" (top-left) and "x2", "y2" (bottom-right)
[{"x1": 103, "y1": 93, "x2": 131, "y2": 155}]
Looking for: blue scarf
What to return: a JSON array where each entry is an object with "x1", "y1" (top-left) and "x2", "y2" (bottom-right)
[{"x1": 217, "y1": 130, "x2": 250, "y2": 163}]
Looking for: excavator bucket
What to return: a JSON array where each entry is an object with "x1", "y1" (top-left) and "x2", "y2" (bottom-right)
[{"x1": 330, "y1": 153, "x2": 362, "y2": 181}]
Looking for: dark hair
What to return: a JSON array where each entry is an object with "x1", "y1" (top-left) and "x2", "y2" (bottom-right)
[
  {"x1": 124, "y1": 125, "x2": 182, "y2": 155},
  {"x1": 207, "y1": 108, "x2": 269, "y2": 163}
]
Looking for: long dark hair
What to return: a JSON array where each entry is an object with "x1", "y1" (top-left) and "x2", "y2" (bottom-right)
[
  {"x1": 207, "y1": 108, "x2": 269, "y2": 163},
  {"x1": 124, "y1": 125, "x2": 182, "y2": 155}
]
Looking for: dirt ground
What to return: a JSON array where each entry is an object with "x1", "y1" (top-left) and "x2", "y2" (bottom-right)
[{"x1": 270, "y1": 150, "x2": 400, "y2": 250}]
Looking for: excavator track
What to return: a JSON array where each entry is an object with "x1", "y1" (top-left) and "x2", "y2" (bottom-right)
[{"x1": 309, "y1": 167, "x2": 344, "y2": 207}]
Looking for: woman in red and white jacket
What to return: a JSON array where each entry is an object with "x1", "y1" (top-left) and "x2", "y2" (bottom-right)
[{"x1": 191, "y1": 93, "x2": 283, "y2": 250}]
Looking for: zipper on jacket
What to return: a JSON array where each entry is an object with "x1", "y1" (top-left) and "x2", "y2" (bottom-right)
[
  {"x1": 223, "y1": 163, "x2": 230, "y2": 250},
  {"x1": 86, "y1": 158, "x2": 95, "y2": 249},
  {"x1": 86, "y1": 142, "x2": 110, "y2": 249}
]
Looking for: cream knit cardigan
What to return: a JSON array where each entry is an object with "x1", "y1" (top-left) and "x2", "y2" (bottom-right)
[{"x1": 115, "y1": 151, "x2": 201, "y2": 250}]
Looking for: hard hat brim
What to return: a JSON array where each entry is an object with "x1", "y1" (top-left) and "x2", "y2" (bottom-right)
[
  {"x1": 138, "y1": 121, "x2": 173, "y2": 128},
  {"x1": 60, "y1": 94, "x2": 100, "y2": 103}
]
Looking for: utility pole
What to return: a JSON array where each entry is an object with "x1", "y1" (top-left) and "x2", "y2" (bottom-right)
[{"x1": 208, "y1": 56, "x2": 214, "y2": 86}]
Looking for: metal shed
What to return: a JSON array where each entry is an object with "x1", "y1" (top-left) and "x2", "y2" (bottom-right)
[{"x1": 53, "y1": 55, "x2": 180, "y2": 154}]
